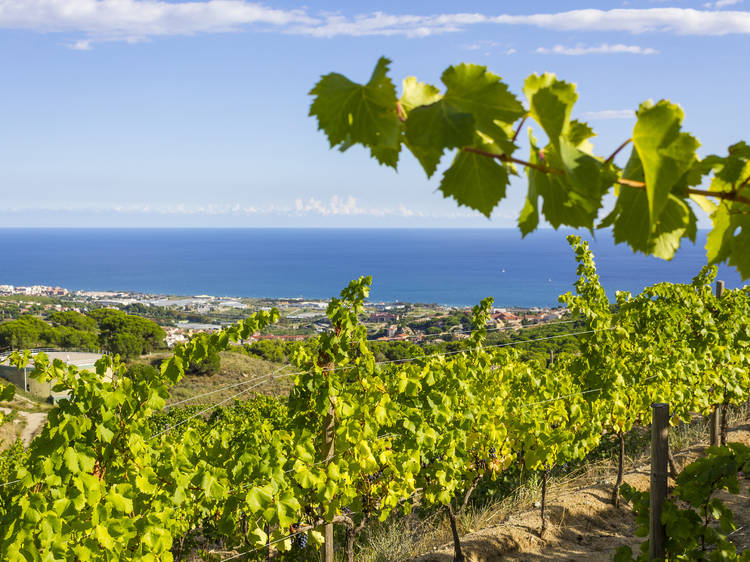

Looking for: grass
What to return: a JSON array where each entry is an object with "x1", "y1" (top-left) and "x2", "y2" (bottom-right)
[{"x1": 135, "y1": 351, "x2": 292, "y2": 406}]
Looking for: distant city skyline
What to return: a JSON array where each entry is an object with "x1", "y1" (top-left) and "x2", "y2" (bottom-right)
[{"x1": 1, "y1": 1, "x2": 749, "y2": 227}]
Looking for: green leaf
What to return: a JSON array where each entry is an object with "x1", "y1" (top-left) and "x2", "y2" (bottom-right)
[
  {"x1": 399, "y1": 76, "x2": 441, "y2": 114},
  {"x1": 405, "y1": 100, "x2": 474, "y2": 177},
  {"x1": 523, "y1": 73, "x2": 578, "y2": 151},
  {"x1": 567, "y1": 119, "x2": 596, "y2": 149},
  {"x1": 63, "y1": 447, "x2": 79, "y2": 473},
  {"x1": 441, "y1": 63, "x2": 525, "y2": 151},
  {"x1": 439, "y1": 148, "x2": 510, "y2": 217},
  {"x1": 246, "y1": 486, "x2": 274, "y2": 514},
  {"x1": 706, "y1": 202, "x2": 750, "y2": 278},
  {"x1": 309, "y1": 56, "x2": 401, "y2": 168},
  {"x1": 0, "y1": 383, "x2": 15, "y2": 402},
  {"x1": 606, "y1": 149, "x2": 697, "y2": 259},
  {"x1": 520, "y1": 133, "x2": 604, "y2": 233},
  {"x1": 632, "y1": 100, "x2": 699, "y2": 228}
]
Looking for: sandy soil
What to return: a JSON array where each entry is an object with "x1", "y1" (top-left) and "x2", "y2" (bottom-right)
[
  {"x1": 0, "y1": 407, "x2": 48, "y2": 446},
  {"x1": 415, "y1": 424, "x2": 750, "y2": 562}
]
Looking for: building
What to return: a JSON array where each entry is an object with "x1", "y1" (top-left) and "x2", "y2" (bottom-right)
[{"x1": 0, "y1": 350, "x2": 109, "y2": 403}]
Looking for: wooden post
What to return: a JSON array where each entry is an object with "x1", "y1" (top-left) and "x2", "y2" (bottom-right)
[
  {"x1": 540, "y1": 349, "x2": 554, "y2": 537},
  {"x1": 321, "y1": 400, "x2": 335, "y2": 562},
  {"x1": 650, "y1": 403, "x2": 669, "y2": 561},
  {"x1": 710, "y1": 280, "x2": 725, "y2": 447}
]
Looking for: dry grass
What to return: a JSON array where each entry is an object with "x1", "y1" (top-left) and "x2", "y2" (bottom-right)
[
  {"x1": 135, "y1": 351, "x2": 292, "y2": 406},
  {"x1": 351, "y1": 404, "x2": 750, "y2": 562}
]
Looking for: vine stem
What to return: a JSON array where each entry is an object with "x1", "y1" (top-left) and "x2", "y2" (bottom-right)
[
  {"x1": 512, "y1": 115, "x2": 528, "y2": 143},
  {"x1": 465, "y1": 147, "x2": 750, "y2": 206},
  {"x1": 605, "y1": 138, "x2": 632, "y2": 164},
  {"x1": 462, "y1": 146, "x2": 563, "y2": 175}
]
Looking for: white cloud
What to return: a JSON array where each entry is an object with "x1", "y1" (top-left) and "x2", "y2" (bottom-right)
[
  {"x1": 0, "y1": 0, "x2": 315, "y2": 42},
  {"x1": 491, "y1": 8, "x2": 750, "y2": 35},
  {"x1": 3, "y1": 4, "x2": 750, "y2": 47},
  {"x1": 10, "y1": 197, "x2": 459, "y2": 218},
  {"x1": 536, "y1": 43, "x2": 657, "y2": 55},
  {"x1": 66, "y1": 38, "x2": 91, "y2": 50},
  {"x1": 580, "y1": 109, "x2": 635, "y2": 119},
  {"x1": 703, "y1": 0, "x2": 742, "y2": 9}
]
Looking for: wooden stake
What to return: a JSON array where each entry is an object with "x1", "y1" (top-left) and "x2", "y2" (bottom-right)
[
  {"x1": 710, "y1": 281, "x2": 725, "y2": 447},
  {"x1": 541, "y1": 349, "x2": 554, "y2": 537},
  {"x1": 650, "y1": 403, "x2": 669, "y2": 561},
  {"x1": 321, "y1": 400, "x2": 335, "y2": 562}
]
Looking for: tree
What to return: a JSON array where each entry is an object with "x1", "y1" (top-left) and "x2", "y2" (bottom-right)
[
  {"x1": 48, "y1": 311, "x2": 98, "y2": 333},
  {"x1": 309, "y1": 57, "x2": 750, "y2": 278},
  {"x1": 89, "y1": 309, "x2": 166, "y2": 356}
]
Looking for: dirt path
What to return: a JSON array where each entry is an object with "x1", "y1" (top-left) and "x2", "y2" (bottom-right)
[
  {"x1": 19, "y1": 412, "x2": 47, "y2": 445},
  {"x1": 0, "y1": 407, "x2": 48, "y2": 446},
  {"x1": 415, "y1": 424, "x2": 750, "y2": 562}
]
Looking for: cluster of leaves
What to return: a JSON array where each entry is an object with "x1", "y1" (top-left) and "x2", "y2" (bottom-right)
[
  {"x1": 615, "y1": 443, "x2": 750, "y2": 561},
  {"x1": 0, "y1": 382, "x2": 15, "y2": 427},
  {"x1": 310, "y1": 58, "x2": 750, "y2": 279}
]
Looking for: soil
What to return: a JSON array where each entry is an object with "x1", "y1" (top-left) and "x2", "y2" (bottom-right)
[
  {"x1": 0, "y1": 407, "x2": 48, "y2": 446},
  {"x1": 414, "y1": 423, "x2": 750, "y2": 562}
]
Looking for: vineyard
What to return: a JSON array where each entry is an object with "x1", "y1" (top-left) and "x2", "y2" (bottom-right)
[{"x1": 0, "y1": 236, "x2": 747, "y2": 560}]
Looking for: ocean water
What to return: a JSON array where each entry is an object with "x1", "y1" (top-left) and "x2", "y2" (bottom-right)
[{"x1": 0, "y1": 228, "x2": 743, "y2": 307}]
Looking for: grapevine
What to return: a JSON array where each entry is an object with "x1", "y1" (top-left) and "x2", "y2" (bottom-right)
[{"x1": 309, "y1": 58, "x2": 750, "y2": 279}]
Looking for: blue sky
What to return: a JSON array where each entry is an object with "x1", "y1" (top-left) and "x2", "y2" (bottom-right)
[{"x1": 1, "y1": 0, "x2": 749, "y2": 227}]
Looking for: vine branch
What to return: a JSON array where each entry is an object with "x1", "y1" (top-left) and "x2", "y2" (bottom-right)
[
  {"x1": 605, "y1": 139, "x2": 632, "y2": 164},
  {"x1": 466, "y1": 147, "x2": 750, "y2": 206},
  {"x1": 512, "y1": 115, "x2": 528, "y2": 143},
  {"x1": 462, "y1": 147, "x2": 563, "y2": 175}
]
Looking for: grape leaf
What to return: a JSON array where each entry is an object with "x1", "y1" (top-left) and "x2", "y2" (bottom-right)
[
  {"x1": 399, "y1": 76, "x2": 441, "y2": 114},
  {"x1": 441, "y1": 63, "x2": 525, "y2": 153},
  {"x1": 602, "y1": 148, "x2": 697, "y2": 259},
  {"x1": 309, "y1": 56, "x2": 401, "y2": 168},
  {"x1": 405, "y1": 100, "x2": 475, "y2": 177},
  {"x1": 439, "y1": 147, "x2": 509, "y2": 217},
  {"x1": 632, "y1": 100, "x2": 699, "y2": 228},
  {"x1": 520, "y1": 133, "x2": 605, "y2": 233},
  {"x1": 523, "y1": 74, "x2": 578, "y2": 151}
]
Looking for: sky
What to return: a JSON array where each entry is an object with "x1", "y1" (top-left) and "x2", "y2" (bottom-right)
[{"x1": 0, "y1": 0, "x2": 749, "y2": 227}]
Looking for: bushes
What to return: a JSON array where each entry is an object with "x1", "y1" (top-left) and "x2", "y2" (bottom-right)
[{"x1": 187, "y1": 351, "x2": 221, "y2": 376}]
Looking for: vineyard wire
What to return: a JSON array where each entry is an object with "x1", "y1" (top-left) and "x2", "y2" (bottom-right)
[
  {"x1": 227, "y1": 432, "x2": 401, "y2": 496},
  {"x1": 158, "y1": 326, "x2": 614, "y2": 414},
  {"x1": 168, "y1": 318, "x2": 584, "y2": 408},
  {"x1": 164, "y1": 365, "x2": 290, "y2": 410},
  {"x1": 273, "y1": 327, "x2": 617, "y2": 379},
  {"x1": 150, "y1": 365, "x2": 290, "y2": 440},
  {"x1": 0, "y1": 327, "x2": 615, "y2": 489}
]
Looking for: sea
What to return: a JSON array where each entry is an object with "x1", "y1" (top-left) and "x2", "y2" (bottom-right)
[{"x1": 0, "y1": 228, "x2": 743, "y2": 308}]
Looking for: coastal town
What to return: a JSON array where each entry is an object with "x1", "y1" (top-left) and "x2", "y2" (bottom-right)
[{"x1": 0, "y1": 282, "x2": 569, "y2": 349}]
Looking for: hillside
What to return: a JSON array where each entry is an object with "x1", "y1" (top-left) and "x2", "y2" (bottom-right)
[{"x1": 134, "y1": 350, "x2": 292, "y2": 406}]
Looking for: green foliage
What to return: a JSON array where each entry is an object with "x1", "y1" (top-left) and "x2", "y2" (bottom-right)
[
  {"x1": 48, "y1": 311, "x2": 98, "y2": 333},
  {"x1": 89, "y1": 309, "x2": 166, "y2": 358},
  {"x1": 187, "y1": 350, "x2": 221, "y2": 376},
  {"x1": 615, "y1": 443, "x2": 750, "y2": 561},
  {"x1": 0, "y1": 314, "x2": 98, "y2": 351},
  {"x1": 310, "y1": 58, "x2": 750, "y2": 279}
]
